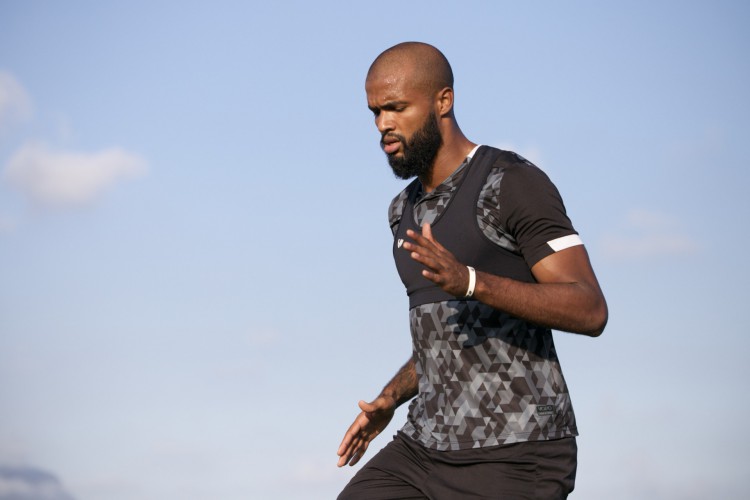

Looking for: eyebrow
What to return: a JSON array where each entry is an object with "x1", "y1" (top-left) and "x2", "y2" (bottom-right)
[{"x1": 369, "y1": 100, "x2": 409, "y2": 113}]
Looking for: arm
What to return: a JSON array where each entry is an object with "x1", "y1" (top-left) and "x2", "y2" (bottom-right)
[
  {"x1": 403, "y1": 224, "x2": 608, "y2": 336},
  {"x1": 336, "y1": 357, "x2": 417, "y2": 467}
]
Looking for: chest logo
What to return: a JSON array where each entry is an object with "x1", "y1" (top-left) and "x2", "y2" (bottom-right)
[
  {"x1": 536, "y1": 405, "x2": 555, "y2": 416},
  {"x1": 397, "y1": 238, "x2": 405, "y2": 248}
]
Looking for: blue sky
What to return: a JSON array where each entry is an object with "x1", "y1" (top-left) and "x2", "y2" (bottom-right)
[{"x1": 1, "y1": 2, "x2": 748, "y2": 499}]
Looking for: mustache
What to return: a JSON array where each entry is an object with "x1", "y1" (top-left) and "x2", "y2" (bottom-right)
[{"x1": 380, "y1": 133, "x2": 405, "y2": 148}]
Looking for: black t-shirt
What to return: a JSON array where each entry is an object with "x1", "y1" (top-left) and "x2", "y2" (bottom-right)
[{"x1": 388, "y1": 146, "x2": 582, "y2": 450}]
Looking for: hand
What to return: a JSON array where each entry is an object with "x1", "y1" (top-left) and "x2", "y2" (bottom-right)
[
  {"x1": 336, "y1": 396, "x2": 395, "y2": 467},
  {"x1": 403, "y1": 223, "x2": 470, "y2": 297}
]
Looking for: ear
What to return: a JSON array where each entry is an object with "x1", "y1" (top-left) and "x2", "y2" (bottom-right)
[{"x1": 435, "y1": 87, "x2": 454, "y2": 117}]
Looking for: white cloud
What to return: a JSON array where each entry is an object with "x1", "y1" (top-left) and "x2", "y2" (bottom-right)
[
  {"x1": 601, "y1": 233, "x2": 697, "y2": 259},
  {"x1": 3, "y1": 142, "x2": 148, "y2": 207},
  {"x1": 0, "y1": 71, "x2": 32, "y2": 132},
  {"x1": 600, "y1": 208, "x2": 698, "y2": 259},
  {"x1": 622, "y1": 208, "x2": 679, "y2": 231}
]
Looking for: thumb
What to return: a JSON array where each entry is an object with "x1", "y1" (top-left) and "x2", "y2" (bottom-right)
[{"x1": 358, "y1": 400, "x2": 378, "y2": 413}]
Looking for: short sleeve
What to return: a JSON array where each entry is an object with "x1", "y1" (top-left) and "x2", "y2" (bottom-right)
[{"x1": 498, "y1": 163, "x2": 581, "y2": 268}]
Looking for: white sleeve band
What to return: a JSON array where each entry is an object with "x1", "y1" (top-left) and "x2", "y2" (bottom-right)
[
  {"x1": 465, "y1": 266, "x2": 476, "y2": 298},
  {"x1": 547, "y1": 234, "x2": 584, "y2": 252}
]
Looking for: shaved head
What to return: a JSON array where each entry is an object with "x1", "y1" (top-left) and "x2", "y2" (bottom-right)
[{"x1": 367, "y1": 42, "x2": 454, "y2": 97}]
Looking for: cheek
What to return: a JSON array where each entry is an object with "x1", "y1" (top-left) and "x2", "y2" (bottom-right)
[{"x1": 400, "y1": 113, "x2": 426, "y2": 138}]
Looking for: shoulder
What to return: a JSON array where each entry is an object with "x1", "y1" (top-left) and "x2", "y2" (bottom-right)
[
  {"x1": 474, "y1": 147, "x2": 550, "y2": 194},
  {"x1": 474, "y1": 146, "x2": 535, "y2": 173},
  {"x1": 478, "y1": 148, "x2": 558, "y2": 206},
  {"x1": 478, "y1": 149, "x2": 561, "y2": 202}
]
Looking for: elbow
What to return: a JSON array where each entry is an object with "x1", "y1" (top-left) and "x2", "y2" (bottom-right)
[
  {"x1": 584, "y1": 299, "x2": 608, "y2": 337},
  {"x1": 587, "y1": 319, "x2": 607, "y2": 338}
]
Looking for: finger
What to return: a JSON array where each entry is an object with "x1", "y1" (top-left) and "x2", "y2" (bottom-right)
[
  {"x1": 337, "y1": 434, "x2": 354, "y2": 457},
  {"x1": 421, "y1": 268, "x2": 440, "y2": 282},
  {"x1": 339, "y1": 432, "x2": 369, "y2": 466},
  {"x1": 349, "y1": 440, "x2": 371, "y2": 467},
  {"x1": 400, "y1": 233, "x2": 438, "y2": 261},
  {"x1": 402, "y1": 236, "x2": 441, "y2": 264},
  {"x1": 349, "y1": 450, "x2": 363, "y2": 466},
  {"x1": 409, "y1": 248, "x2": 443, "y2": 274},
  {"x1": 337, "y1": 445, "x2": 353, "y2": 466},
  {"x1": 411, "y1": 224, "x2": 446, "y2": 252},
  {"x1": 337, "y1": 421, "x2": 364, "y2": 456},
  {"x1": 337, "y1": 433, "x2": 363, "y2": 465},
  {"x1": 338, "y1": 409, "x2": 375, "y2": 455},
  {"x1": 337, "y1": 438, "x2": 353, "y2": 459},
  {"x1": 338, "y1": 437, "x2": 360, "y2": 464},
  {"x1": 404, "y1": 245, "x2": 438, "y2": 269},
  {"x1": 338, "y1": 444, "x2": 358, "y2": 467},
  {"x1": 405, "y1": 228, "x2": 431, "y2": 248},
  {"x1": 421, "y1": 222, "x2": 434, "y2": 242}
]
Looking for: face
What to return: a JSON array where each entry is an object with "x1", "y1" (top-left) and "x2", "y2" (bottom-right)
[
  {"x1": 366, "y1": 70, "x2": 442, "y2": 180},
  {"x1": 383, "y1": 110, "x2": 442, "y2": 179}
]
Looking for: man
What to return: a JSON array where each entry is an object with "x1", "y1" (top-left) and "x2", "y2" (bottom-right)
[{"x1": 337, "y1": 42, "x2": 607, "y2": 499}]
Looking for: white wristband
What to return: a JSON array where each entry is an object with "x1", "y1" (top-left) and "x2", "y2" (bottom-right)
[{"x1": 465, "y1": 266, "x2": 476, "y2": 298}]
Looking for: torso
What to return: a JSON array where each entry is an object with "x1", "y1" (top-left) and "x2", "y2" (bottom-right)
[{"x1": 390, "y1": 146, "x2": 580, "y2": 450}]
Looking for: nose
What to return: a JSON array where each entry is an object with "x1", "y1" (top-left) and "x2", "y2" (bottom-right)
[{"x1": 375, "y1": 112, "x2": 393, "y2": 135}]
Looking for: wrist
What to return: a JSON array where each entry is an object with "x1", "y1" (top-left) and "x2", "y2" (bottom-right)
[{"x1": 377, "y1": 391, "x2": 399, "y2": 409}]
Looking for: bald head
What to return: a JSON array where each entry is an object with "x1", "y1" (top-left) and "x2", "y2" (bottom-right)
[{"x1": 367, "y1": 42, "x2": 454, "y2": 97}]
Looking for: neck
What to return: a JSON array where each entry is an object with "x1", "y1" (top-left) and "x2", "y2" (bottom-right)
[{"x1": 420, "y1": 127, "x2": 475, "y2": 192}]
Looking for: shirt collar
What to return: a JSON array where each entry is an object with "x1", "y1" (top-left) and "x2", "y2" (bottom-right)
[{"x1": 416, "y1": 147, "x2": 480, "y2": 200}]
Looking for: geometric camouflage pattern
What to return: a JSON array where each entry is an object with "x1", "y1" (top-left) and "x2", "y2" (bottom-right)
[
  {"x1": 389, "y1": 152, "x2": 534, "y2": 254},
  {"x1": 400, "y1": 300, "x2": 577, "y2": 450},
  {"x1": 389, "y1": 150, "x2": 578, "y2": 451},
  {"x1": 388, "y1": 159, "x2": 466, "y2": 231}
]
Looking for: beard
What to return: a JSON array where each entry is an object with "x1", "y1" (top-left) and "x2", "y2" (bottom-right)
[{"x1": 382, "y1": 111, "x2": 443, "y2": 180}]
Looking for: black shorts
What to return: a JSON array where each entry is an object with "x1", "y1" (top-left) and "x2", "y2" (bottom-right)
[{"x1": 338, "y1": 432, "x2": 577, "y2": 500}]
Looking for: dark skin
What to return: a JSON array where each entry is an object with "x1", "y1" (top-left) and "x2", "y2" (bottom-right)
[
  {"x1": 337, "y1": 43, "x2": 608, "y2": 468},
  {"x1": 336, "y1": 357, "x2": 417, "y2": 467},
  {"x1": 364, "y1": 45, "x2": 474, "y2": 192}
]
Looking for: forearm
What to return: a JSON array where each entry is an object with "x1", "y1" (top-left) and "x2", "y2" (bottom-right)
[
  {"x1": 474, "y1": 271, "x2": 608, "y2": 336},
  {"x1": 379, "y1": 356, "x2": 418, "y2": 407},
  {"x1": 404, "y1": 226, "x2": 607, "y2": 337}
]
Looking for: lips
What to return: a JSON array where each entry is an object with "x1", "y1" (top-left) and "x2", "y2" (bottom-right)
[{"x1": 381, "y1": 136, "x2": 400, "y2": 155}]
